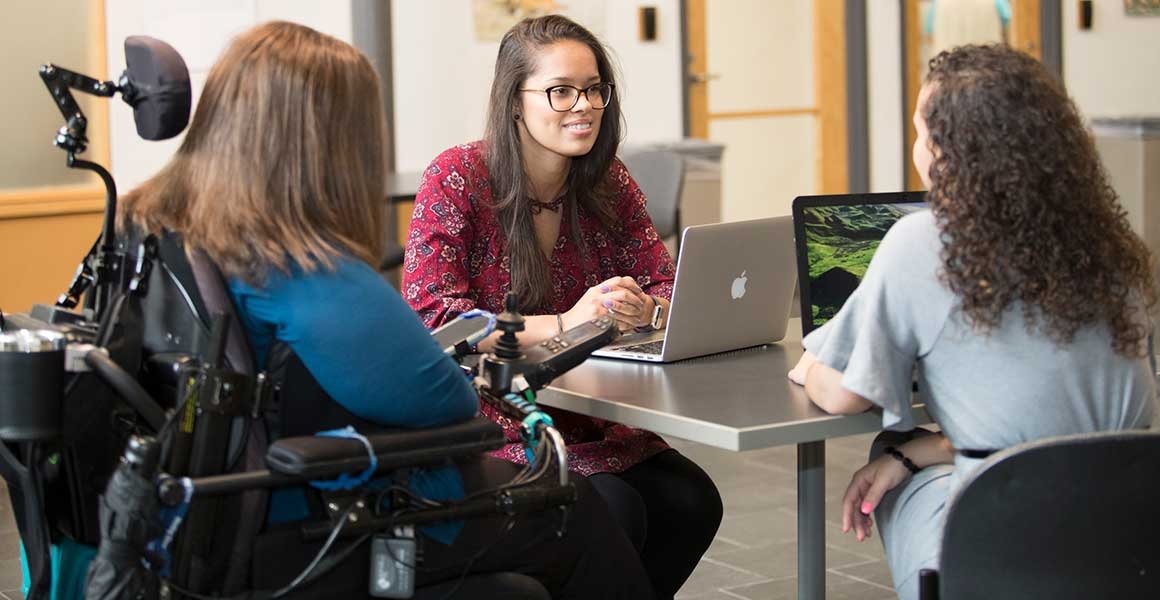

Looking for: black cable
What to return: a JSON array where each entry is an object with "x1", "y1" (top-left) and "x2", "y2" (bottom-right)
[
  {"x1": 432, "y1": 517, "x2": 517, "y2": 600},
  {"x1": 163, "y1": 581, "x2": 228, "y2": 600},
  {"x1": 155, "y1": 381, "x2": 194, "y2": 443},
  {"x1": 290, "y1": 532, "x2": 373, "y2": 590},
  {"x1": 84, "y1": 348, "x2": 166, "y2": 430},
  {"x1": 374, "y1": 484, "x2": 444, "y2": 513},
  {"x1": 162, "y1": 532, "x2": 373, "y2": 600},
  {"x1": 269, "y1": 495, "x2": 363, "y2": 598}
]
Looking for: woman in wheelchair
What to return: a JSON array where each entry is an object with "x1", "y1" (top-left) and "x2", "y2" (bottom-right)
[
  {"x1": 118, "y1": 21, "x2": 654, "y2": 599},
  {"x1": 787, "y1": 45, "x2": 1156, "y2": 600},
  {"x1": 403, "y1": 16, "x2": 722, "y2": 599}
]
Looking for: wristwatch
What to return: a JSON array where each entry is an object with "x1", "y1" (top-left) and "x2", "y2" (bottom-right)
[{"x1": 647, "y1": 295, "x2": 665, "y2": 330}]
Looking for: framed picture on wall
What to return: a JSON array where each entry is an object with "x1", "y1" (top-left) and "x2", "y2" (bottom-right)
[{"x1": 1125, "y1": 0, "x2": 1160, "y2": 16}]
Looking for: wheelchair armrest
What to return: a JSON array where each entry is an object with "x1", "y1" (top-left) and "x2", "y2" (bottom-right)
[{"x1": 265, "y1": 417, "x2": 505, "y2": 479}]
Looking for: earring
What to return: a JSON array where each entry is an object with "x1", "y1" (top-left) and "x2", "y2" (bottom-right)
[{"x1": 513, "y1": 113, "x2": 522, "y2": 121}]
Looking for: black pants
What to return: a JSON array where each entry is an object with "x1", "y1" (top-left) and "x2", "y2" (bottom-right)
[
  {"x1": 253, "y1": 456, "x2": 654, "y2": 599},
  {"x1": 588, "y1": 449, "x2": 723, "y2": 600}
]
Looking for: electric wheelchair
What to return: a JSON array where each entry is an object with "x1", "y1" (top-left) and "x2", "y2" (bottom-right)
[{"x1": 0, "y1": 35, "x2": 618, "y2": 600}]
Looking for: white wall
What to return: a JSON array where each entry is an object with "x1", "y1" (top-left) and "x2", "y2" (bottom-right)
[
  {"x1": 390, "y1": 0, "x2": 684, "y2": 173},
  {"x1": 866, "y1": 0, "x2": 904, "y2": 193},
  {"x1": 104, "y1": 0, "x2": 354, "y2": 191},
  {"x1": 1064, "y1": 2, "x2": 1160, "y2": 119}
]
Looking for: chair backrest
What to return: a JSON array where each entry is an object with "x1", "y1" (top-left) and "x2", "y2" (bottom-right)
[
  {"x1": 620, "y1": 150, "x2": 685, "y2": 240},
  {"x1": 938, "y1": 430, "x2": 1160, "y2": 600}
]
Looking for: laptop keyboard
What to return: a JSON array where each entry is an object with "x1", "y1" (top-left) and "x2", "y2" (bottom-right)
[{"x1": 610, "y1": 340, "x2": 664, "y2": 356}]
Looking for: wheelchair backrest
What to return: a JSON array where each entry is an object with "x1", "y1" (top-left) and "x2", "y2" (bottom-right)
[{"x1": 140, "y1": 230, "x2": 271, "y2": 595}]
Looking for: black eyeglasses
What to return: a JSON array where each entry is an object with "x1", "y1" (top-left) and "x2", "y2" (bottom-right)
[{"x1": 519, "y1": 82, "x2": 615, "y2": 112}]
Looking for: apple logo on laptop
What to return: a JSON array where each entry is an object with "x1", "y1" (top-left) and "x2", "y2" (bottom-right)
[{"x1": 731, "y1": 271, "x2": 748, "y2": 299}]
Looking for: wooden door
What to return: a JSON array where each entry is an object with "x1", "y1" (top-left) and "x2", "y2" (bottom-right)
[{"x1": 685, "y1": 0, "x2": 849, "y2": 221}]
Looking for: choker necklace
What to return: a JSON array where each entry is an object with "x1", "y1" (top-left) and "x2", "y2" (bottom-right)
[{"x1": 528, "y1": 194, "x2": 566, "y2": 214}]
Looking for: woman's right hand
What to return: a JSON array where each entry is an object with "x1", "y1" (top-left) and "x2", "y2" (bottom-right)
[
  {"x1": 840, "y1": 454, "x2": 910, "y2": 542},
  {"x1": 564, "y1": 276, "x2": 648, "y2": 333}
]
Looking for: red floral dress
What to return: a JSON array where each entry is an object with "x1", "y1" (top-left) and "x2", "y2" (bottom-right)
[{"x1": 402, "y1": 141, "x2": 676, "y2": 475}]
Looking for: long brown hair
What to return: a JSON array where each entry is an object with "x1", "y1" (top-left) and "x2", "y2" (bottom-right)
[
  {"x1": 923, "y1": 45, "x2": 1156, "y2": 356},
  {"x1": 484, "y1": 14, "x2": 622, "y2": 311},
  {"x1": 119, "y1": 21, "x2": 386, "y2": 283}
]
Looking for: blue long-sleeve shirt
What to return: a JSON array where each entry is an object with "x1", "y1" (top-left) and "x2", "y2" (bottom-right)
[{"x1": 229, "y1": 256, "x2": 479, "y2": 540}]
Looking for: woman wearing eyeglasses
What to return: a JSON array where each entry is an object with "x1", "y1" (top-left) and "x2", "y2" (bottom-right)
[{"x1": 403, "y1": 14, "x2": 721, "y2": 599}]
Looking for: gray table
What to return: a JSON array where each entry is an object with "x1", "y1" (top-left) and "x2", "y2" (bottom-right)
[{"x1": 537, "y1": 318, "x2": 929, "y2": 600}]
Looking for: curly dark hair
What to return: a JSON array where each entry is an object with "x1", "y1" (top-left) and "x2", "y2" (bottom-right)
[{"x1": 922, "y1": 45, "x2": 1156, "y2": 357}]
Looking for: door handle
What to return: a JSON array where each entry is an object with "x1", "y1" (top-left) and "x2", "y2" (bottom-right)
[{"x1": 688, "y1": 72, "x2": 721, "y2": 84}]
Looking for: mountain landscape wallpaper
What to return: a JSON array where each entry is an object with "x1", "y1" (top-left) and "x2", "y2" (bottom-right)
[{"x1": 802, "y1": 203, "x2": 926, "y2": 328}]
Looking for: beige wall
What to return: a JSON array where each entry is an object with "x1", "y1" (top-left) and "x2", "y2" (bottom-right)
[
  {"x1": 1064, "y1": 2, "x2": 1160, "y2": 119},
  {"x1": 0, "y1": 210, "x2": 104, "y2": 313},
  {"x1": 1, "y1": 1, "x2": 107, "y2": 314},
  {"x1": 391, "y1": 0, "x2": 684, "y2": 174},
  {"x1": 1, "y1": 0, "x2": 100, "y2": 188}
]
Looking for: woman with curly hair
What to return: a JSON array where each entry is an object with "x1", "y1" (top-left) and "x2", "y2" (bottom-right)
[{"x1": 788, "y1": 44, "x2": 1155, "y2": 599}]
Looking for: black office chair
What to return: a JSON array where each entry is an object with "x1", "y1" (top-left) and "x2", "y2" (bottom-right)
[
  {"x1": 381, "y1": 241, "x2": 406, "y2": 272},
  {"x1": 621, "y1": 150, "x2": 685, "y2": 252},
  {"x1": 918, "y1": 430, "x2": 1160, "y2": 600}
]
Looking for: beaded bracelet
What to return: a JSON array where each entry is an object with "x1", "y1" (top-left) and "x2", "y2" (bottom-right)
[{"x1": 884, "y1": 446, "x2": 921, "y2": 474}]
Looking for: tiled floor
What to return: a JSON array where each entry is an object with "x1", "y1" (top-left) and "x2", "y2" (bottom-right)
[
  {"x1": 669, "y1": 433, "x2": 897, "y2": 600},
  {"x1": 0, "y1": 433, "x2": 898, "y2": 600}
]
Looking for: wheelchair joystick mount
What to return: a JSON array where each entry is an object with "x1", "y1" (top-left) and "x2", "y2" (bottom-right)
[{"x1": 478, "y1": 293, "x2": 525, "y2": 398}]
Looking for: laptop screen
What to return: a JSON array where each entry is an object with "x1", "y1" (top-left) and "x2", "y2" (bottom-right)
[{"x1": 792, "y1": 192, "x2": 927, "y2": 336}]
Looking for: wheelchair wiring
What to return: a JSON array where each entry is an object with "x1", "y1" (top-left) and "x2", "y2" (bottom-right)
[
  {"x1": 160, "y1": 495, "x2": 365, "y2": 599},
  {"x1": 156, "y1": 393, "x2": 560, "y2": 598},
  {"x1": 269, "y1": 495, "x2": 362, "y2": 598},
  {"x1": 358, "y1": 433, "x2": 559, "y2": 598}
]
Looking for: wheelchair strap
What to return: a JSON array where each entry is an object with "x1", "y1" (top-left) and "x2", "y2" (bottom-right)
[{"x1": 308, "y1": 427, "x2": 378, "y2": 491}]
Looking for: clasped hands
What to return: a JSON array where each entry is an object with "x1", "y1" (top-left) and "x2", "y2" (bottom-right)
[{"x1": 564, "y1": 276, "x2": 657, "y2": 333}]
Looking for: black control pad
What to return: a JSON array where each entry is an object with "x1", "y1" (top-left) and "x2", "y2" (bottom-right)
[{"x1": 519, "y1": 317, "x2": 618, "y2": 389}]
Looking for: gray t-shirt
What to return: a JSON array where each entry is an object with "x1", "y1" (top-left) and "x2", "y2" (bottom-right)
[
  {"x1": 802, "y1": 209, "x2": 1154, "y2": 599},
  {"x1": 804, "y1": 209, "x2": 1154, "y2": 454}
]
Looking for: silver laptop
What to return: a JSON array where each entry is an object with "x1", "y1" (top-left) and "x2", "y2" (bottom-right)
[{"x1": 592, "y1": 216, "x2": 797, "y2": 363}]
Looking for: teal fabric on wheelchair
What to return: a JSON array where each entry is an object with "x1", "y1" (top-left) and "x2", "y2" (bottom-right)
[{"x1": 21, "y1": 539, "x2": 97, "y2": 600}]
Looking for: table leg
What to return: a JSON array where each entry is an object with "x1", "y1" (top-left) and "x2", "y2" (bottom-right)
[{"x1": 797, "y1": 440, "x2": 825, "y2": 600}]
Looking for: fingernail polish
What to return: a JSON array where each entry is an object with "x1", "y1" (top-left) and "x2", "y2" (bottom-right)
[
  {"x1": 861, "y1": 502, "x2": 873, "y2": 514},
  {"x1": 602, "y1": 299, "x2": 613, "y2": 308},
  {"x1": 600, "y1": 285, "x2": 610, "y2": 293}
]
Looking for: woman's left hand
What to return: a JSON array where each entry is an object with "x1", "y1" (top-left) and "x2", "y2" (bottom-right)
[
  {"x1": 600, "y1": 276, "x2": 654, "y2": 331},
  {"x1": 841, "y1": 455, "x2": 910, "y2": 542}
]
